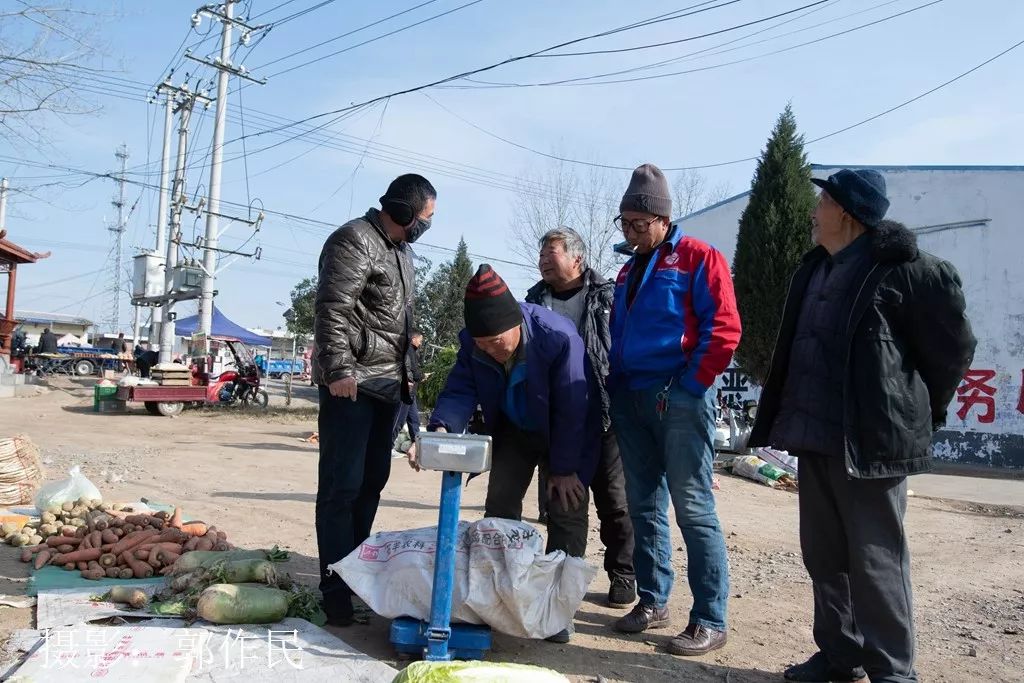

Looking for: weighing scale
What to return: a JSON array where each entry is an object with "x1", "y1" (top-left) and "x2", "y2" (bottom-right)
[{"x1": 390, "y1": 432, "x2": 494, "y2": 661}]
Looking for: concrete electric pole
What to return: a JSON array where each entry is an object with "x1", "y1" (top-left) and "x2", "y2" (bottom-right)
[
  {"x1": 187, "y1": 1, "x2": 265, "y2": 341},
  {"x1": 158, "y1": 88, "x2": 210, "y2": 364},
  {"x1": 149, "y1": 80, "x2": 176, "y2": 350}
]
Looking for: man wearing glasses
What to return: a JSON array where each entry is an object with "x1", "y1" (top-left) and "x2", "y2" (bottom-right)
[{"x1": 608, "y1": 164, "x2": 741, "y2": 657}]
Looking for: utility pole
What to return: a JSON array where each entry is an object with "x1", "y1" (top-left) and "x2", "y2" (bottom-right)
[
  {"x1": 0, "y1": 178, "x2": 8, "y2": 232},
  {"x1": 107, "y1": 144, "x2": 129, "y2": 335},
  {"x1": 150, "y1": 80, "x2": 176, "y2": 351},
  {"x1": 159, "y1": 91, "x2": 204, "y2": 364},
  {"x1": 187, "y1": 1, "x2": 265, "y2": 341}
]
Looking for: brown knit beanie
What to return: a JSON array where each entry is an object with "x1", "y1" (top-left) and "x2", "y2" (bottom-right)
[{"x1": 620, "y1": 163, "x2": 672, "y2": 218}]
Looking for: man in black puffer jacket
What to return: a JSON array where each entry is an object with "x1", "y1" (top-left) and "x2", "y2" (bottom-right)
[
  {"x1": 526, "y1": 227, "x2": 637, "y2": 612},
  {"x1": 749, "y1": 169, "x2": 975, "y2": 683},
  {"x1": 313, "y1": 174, "x2": 436, "y2": 626}
]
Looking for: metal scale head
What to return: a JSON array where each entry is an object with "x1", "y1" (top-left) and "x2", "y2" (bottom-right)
[{"x1": 415, "y1": 433, "x2": 492, "y2": 474}]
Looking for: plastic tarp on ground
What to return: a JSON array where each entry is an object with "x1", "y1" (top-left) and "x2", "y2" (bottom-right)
[{"x1": 174, "y1": 307, "x2": 271, "y2": 347}]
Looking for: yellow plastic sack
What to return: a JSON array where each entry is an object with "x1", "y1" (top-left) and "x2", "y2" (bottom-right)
[{"x1": 393, "y1": 660, "x2": 569, "y2": 683}]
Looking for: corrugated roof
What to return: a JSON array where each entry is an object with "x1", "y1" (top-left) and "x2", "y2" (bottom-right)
[{"x1": 16, "y1": 311, "x2": 93, "y2": 326}]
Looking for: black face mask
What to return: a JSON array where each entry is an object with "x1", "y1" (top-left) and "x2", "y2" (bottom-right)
[{"x1": 406, "y1": 216, "x2": 431, "y2": 244}]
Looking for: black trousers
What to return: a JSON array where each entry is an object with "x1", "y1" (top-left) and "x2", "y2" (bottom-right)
[
  {"x1": 315, "y1": 386, "x2": 396, "y2": 617},
  {"x1": 799, "y1": 454, "x2": 918, "y2": 683},
  {"x1": 485, "y1": 423, "x2": 590, "y2": 557},
  {"x1": 538, "y1": 429, "x2": 635, "y2": 580}
]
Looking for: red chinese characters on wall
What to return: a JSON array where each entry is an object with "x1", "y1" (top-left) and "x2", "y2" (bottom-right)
[{"x1": 956, "y1": 369, "x2": 997, "y2": 424}]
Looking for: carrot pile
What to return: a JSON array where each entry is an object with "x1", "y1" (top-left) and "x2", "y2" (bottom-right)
[{"x1": 18, "y1": 505, "x2": 235, "y2": 581}]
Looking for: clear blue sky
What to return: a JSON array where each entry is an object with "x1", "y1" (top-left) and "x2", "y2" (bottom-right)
[{"x1": 3, "y1": 0, "x2": 1022, "y2": 332}]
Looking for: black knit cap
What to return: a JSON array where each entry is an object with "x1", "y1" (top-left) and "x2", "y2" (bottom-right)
[
  {"x1": 620, "y1": 163, "x2": 672, "y2": 218},
  {"x1": 464, "y1": 264, "x2": 523, "y2": 338}
]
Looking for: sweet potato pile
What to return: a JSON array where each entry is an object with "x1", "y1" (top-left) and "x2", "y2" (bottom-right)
[{"x1": 18, "y1": 505, "x2": 234, "y2": 580}]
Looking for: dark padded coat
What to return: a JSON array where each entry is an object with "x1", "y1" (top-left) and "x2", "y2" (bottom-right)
[
  {"x1": 313, "y1": 208, "x2": 414, "y2": 404},
  {"x1": 748, "y1": 220, "x2": 976, "y2": 479}
]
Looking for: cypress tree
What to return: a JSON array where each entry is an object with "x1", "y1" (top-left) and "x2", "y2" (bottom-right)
[{"x1": 732, "y1": 105, "x2": 817, "y2": 384}]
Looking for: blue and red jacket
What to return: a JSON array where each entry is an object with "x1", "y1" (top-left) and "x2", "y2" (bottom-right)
[{"x1": 610, "y1": 224, "x2": 741, "y2": 396}]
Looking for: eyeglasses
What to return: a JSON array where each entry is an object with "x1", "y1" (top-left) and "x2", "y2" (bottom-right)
[{"x1": 614, "y1": 215, "x2": 662, "y2": 234}]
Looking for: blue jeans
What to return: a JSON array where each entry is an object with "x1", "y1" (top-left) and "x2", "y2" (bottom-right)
[{"x1": 611, "y1": 383, "x2": 729, "y2": 631}]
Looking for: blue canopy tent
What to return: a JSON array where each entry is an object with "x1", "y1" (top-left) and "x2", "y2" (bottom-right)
[{"x1": 174, "y1": 307, "x2": 272, "y2": 347}]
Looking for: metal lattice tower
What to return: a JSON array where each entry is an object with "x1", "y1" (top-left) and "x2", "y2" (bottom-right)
[{"x1": 106, "y1": 144, "x2": 129, "y2": 334}]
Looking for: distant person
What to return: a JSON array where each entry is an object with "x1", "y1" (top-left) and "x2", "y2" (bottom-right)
[
  {"x1": 748, "y1": 169, "x2": 976, "y2": 683},
  {"x1": 313, "y1": 173, "x2": 436, "y2": 626},
  {"x1": 112, "y1": 333, "x2": 128, "y2": 354},
  {"x1": 391, "y1": 330, "x2": 424, "y2": 450},
  {"x1": 37, "y1": 328, "x2": 58, "y2": 354},
  {"x1": 10, "y1": 326, "x2": 26, "y2": 356},
  {"x1": 135, "y1": 342, "x2": 159, "y2": 378}
]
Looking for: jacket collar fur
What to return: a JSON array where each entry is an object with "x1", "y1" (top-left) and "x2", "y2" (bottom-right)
[{"x1": 803, "y1": 219, "x2": 918, "y2": 266}]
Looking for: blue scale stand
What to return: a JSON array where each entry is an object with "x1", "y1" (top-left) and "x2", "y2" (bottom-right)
[{"x1": 390, "y1": 433, "x2": 494, "y2": 661}]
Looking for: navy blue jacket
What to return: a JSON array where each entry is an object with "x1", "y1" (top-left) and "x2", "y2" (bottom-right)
[{"x1": 428, "y1": 303, "x2": 598, "y2": 485}]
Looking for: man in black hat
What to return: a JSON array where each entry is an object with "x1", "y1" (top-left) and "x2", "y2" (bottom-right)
[{"x1": 748, "y1": 169, "x2": 976, "y2": 683}]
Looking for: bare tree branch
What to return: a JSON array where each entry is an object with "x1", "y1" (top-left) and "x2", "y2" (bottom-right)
[
  {"x1": 672, "y1": 170, "x2": 732, "y2": 219},
  {"x1": 0, "y1": 0, "x2": 106, "y2": 147},
  {"x1": 508, "y1": 157, "x2": 623, "y2": 279}
]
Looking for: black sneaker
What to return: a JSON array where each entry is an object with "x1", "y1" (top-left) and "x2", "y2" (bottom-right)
[
  {"x1": 614, "y1": 603, "x2": 670, "y2": 633},
  {"x1": 324, "y1": 595, "x2": 354, "y2": 627},
  {"x1": 545, "y1": 624, "x2": 573, "y2": 643},
  {"x1": 784, "y1": 652, "x2": 867, "y2": 682},
  {"x1": 607, "y1": 576, "x2": 637, "y2": 609}
]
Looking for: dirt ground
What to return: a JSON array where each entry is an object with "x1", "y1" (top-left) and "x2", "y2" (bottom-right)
[{"x1": 0, "y1": 379, "x2": 1021, "y2": 682}]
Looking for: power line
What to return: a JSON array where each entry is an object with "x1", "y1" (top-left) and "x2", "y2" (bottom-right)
[
  {"x1": 452, "y1": 0, "x2": 941, "y2": 88},
  {"x1": 229, "y1": 0, "x2": 752, "y2": 139},
  {"x1": 8, "y1": 32, "x2": 1018, "y2": 200},
  {"x1": 262, "y1": 0, "x2": 488, "y2": 79},
  {"x1": 3, "y1": 159, "x2": 535, "y2": 271},
  {"x1": 250, "y1": 0, "x2": 306, "y2": 20},
  {"x1": 804, "y1": 36, "x2": 1024, "y2": 145},
  {"x1": 421, "y1": 9, "x2": 1011, "y2": 172},
  {"x1": 253, "y1": 0, "x2": 442, "y2": 71},
  {"x1": 19, "y1": 269, "x2": 108, "y2": 290},
  {"x1": 264, "y1": 0, "x2": 341, "y2": 27},
  {"x1": 533, "y1": 0, "x2": 889, "y2": 87},
  {"x1": 537, "y1": 0, "x2": 828, "y2": 59}
]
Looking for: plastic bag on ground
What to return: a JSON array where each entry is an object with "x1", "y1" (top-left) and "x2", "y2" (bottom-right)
[
  {"x1": 331, "y1": 518, "x2": 596, "y2": 639},
  {"x1": 753, "y1": 447, "x2": 798, "y2": 477},
  {"x1": 729, "y1": 455, "x2": 795, "y2": 488},
  {"x1": 393, "y1": 660, "x2": 569, "y2": 682},
  {"x1": 34, "y1": 465, "x2": 102, "y2": 512}
]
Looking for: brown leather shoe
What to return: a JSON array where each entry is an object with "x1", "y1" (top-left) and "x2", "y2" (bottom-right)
[
  {"x1": 614, "y1": 603, "x2": 671, "y2": 633},
  {"x1": 668, "y1": 623, "x2": 727, "y2": 656}
]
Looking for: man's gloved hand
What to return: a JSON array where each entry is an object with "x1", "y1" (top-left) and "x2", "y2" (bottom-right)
[{"x1": 548, "y1": 473, "x2": 586, "y2": 511}]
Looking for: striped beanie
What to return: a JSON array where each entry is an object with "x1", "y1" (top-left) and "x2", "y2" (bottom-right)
[{"x1": 464, "y1": 264, "x2": 523, "y2": 338}]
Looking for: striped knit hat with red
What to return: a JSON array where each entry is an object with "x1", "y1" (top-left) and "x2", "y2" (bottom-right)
[{"x1": 464, "y1": 264, "x2": 523, "y2": 338}]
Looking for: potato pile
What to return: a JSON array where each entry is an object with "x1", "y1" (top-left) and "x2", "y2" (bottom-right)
[
  {"x1": 10, "y1": 502, "x2": 235, "y2": 580},
  {"x1": 0, "y1": 496, "x2": 111, "y2": 548}
]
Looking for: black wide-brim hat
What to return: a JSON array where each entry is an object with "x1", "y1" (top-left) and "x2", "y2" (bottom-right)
[{"x1": 812, "y1": 168, "x2": 891, "y2": 228}]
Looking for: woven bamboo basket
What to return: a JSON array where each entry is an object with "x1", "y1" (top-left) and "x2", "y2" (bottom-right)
[{"x1": 0, "y1": 436, "x2": 44, "y2": 506}]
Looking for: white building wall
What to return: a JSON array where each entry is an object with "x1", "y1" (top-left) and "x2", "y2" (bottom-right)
[{"x1": 676, "y1": 165, "x2": 1024, "y2": 469}]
